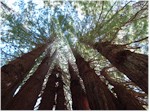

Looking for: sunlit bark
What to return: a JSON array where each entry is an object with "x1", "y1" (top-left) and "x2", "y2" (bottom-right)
[
  {"x1": 95, "y1": 42, "x2": 148, "y2": 93},
  {"x1": 6, "y1": 50, "x2": 56, "y2": 110},
  {"x1": 38, "y1": 68, "x2": 57, "y2": 110},
  {"x1": 73, "y1": 51, "x2": 117, "y2": 110},
  {"x1": 1, "y1": 45, "x2": 46, "y2": 109},
  {"x1": 101, "y1": 68, "x2": 145, "y2": 110},
  {"x1": 55, "y1": 75, "x2": 67, "y2": 110},
  {"x1": 68, "y1": 62, "x2": 90, "y2": 110}
]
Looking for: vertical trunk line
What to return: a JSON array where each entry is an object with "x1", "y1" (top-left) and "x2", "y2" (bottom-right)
[
  {"x1": 55, "y1": 75, "x2": 67, "y2": 110},
  {"x1": 95, "y1": 42, "x2": 148, "y2": 93},
  {"x1": 101, "y1": 68, "x2": 145, "y2": 110},
  {"x1": 68, "y1": 62, "x2": 90, "y2": 110},
  {"x1": 1, "y1": 45, "x2": 46, "y2": 109},
  {"x1": 38, "y1": 68, "x2": 57, "y2": 110},
  {"x1": 73, "y1": 50, "x2": 117, "y2": 110},
  {"x1": 5, "y1": 49, "x2": 56, "y2": 110}
]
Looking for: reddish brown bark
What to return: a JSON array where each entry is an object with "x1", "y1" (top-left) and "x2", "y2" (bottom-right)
[
  {"x1": 101, "y1": 68, "x2": 145, "y2": 110},
  {"x1": 55, "y1": 75, "x2": 67, "y2": 110},
  {"x1": 95, "y1": 42, "x2": 148, "y2": 93},
  {"x1": 74, "y1": 51, "x2": 117, "y2": 110},
  {"x1": 6, "y1": 50, "x2": 56, "y2": 110},
  {"x1": 38, "y1": 68, "x2": 57, "y2": 110},
  {"x1": 1, "y1": 45, "x2": 46, "y2": 109},
  {"x1": 68, "y1": 62, "x2": 90, "y2": 110},
  {"x1": 114, "y1": 85, "x2": 145, "y2": 110}
]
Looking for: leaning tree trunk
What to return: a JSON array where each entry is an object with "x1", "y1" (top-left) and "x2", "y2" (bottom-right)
[
  {"x1": 94, "y1": 42, "x2": 148, "y2": 94},
  {"x1": 68, "y1": 62, "x2": 90, "y2": 110},
  {"x1": 73, "y1": 50, "x2": 117, "y2": 110},
  {"x1": 1, "y1": 44, "x2": 46, "y2": 109},
  {"x1": 101, "y1": 68, "x2": 145, "y2": 110},
  {"x1": 55, "y1": 75, "x2": 67, "y2": 110},
  {"x1": 5, "y1": 50, "x2": 56, "y2": 110},
  {"x1": 38, "y1": 67, "x2": 57, "y2": 110}
]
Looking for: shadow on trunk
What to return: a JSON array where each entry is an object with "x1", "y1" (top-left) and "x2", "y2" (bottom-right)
[
  {"x1": 95, "y1": 42, "x2": 148, "y2": 94},
  {"x1": 73, "y1": 49, "x2": 117, "y2": 110},
  {"x1": 68, "y1": 62, "x2": 90, "y2": 110},
  {"x1": 5, "y1": 50, "x2": 56, "y2": 110},
  {"x1": 101, "y1": 67, "x2": 145, "y2": 110},
  {"x1": 1, "y1": 45, "x2": 46, "y2": 109}
]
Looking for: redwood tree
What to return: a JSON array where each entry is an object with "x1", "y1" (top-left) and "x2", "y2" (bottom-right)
[
  {"x1": 101, "y1": 67, "x2": 145, "y2": 110},
  {"x1": 68, "y1": 62, "x2": 90, "y2": 110},
  {"x1": 74, "y1": 50, "x2": 117, "y2": 110},
  {"x1": 55, "y1": 74, "x2": 67, "y2": 110},
  {"x1": 5, "y1": 51, "x2": 56, "y2": 110},
  {"x1": 1, "y1": 0, "x2": 148, "y2": 110},
  {"x1": 1, "y1": 45, "x2": 46, "y2": 109},
  {"x1": 95, "y1": 42, "x2": 148, "y2": 94},
  {"x1": 38, "y1": 67, "x2": 57, "y2": 110}
]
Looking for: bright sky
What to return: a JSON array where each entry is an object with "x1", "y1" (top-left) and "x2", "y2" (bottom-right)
[
  {"x1": 2, "y1": 0, "x2": 84, "y2": 20},
  {"x1": 3, "y1": 0, "x2": 44, "y2": 11}
]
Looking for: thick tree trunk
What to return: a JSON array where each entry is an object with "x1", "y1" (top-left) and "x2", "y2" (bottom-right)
[
  {"x1": 1, "y1": 45, "x2": 46, "y2": 109},
  {"x1": 38, "y1": 68, "x2": 57, "y2": 110},
  {"x1": 68, "y1": 63, "x2": 90, "y2": 110},
  {"x1": 5, "y1": 50, "x2": 56, "y2": 110},
  {"x1": 55, "y1": 75, "x2": 67, "y2": 110},
  {"x1": 95, "y1": 42, "x2": 148, "y2": 93},
  {"x1": 101, "y1": 68, "x2": 145, "y2": 110},
  {"x1": 73, "y1": 51, "x2": 117, "y2": 110}
]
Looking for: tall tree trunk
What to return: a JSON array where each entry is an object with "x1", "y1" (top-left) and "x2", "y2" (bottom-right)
[
  {"x1": 68, "y1": 62, "x2": 90, "y2": 110},
  {"x1": 38, "y1": 68, "x2": 57, "y2": 110},
  {"x1": 5, "y1": 50, "x2": 56, "y2": 110},
  {"x1": 1, "y1": 45, "x2": 46, "y2": 109},
  {"x1": 55, "y1": 75, "x2": 67, "y2": 110},
  {"x1": 101, "y1": 68, "x2": 145, "y2": 110},
  {"x1": 73, "y1": 51, "x2": 117, "y2": 110},
  {"x1": 94, "y1": 42, "x2": 148, "y2": 93}
]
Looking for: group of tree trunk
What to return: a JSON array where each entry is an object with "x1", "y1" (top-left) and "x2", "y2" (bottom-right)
[
  {"x1": 100, "y1": 67, "x2": 145, "y2": 110},
  {"x1": 94, "y1": 41, "x2": 148, "y2": 94},
  {"x1": 1, "y1": 41, "x2": 148, "y2": 110},
  {"x1": 39, "y1": 65, "x2": 67, "y2": 110},
  {"x1": 1, "y1": 45, "x2": 46, "y2": 109}
]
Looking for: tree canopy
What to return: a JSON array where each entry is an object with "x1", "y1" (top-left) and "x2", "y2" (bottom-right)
[{"x1": 0, "y1": 0, "x2": 148, "y2": 110}]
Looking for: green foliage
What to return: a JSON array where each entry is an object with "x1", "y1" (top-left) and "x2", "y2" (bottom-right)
[{"x1": 0, "y1": 0, "x2": 148, "y2": 109}]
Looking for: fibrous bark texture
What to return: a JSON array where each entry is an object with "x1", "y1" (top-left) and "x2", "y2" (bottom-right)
[
  {"x1": 55, "y1": 75, "x2": 67, "y2": 110},
  {"x1": 74, "y1": 51, "x2": 117, "y2": 110},
  {"x1": 68, "y1": 62, "x2": 90, "y2": 110},
  {"x1": 101, "y1": 68, "x2": 145, "y2": 110},
  {"x1": 6, "y1": 51, "x2": 55, "y2": 110},
  {"x1": 38, "y1": 68, "x2": 57, "y2": 110},
  {"x1": 95, "y1": 42, "x2": 148, "y2": 93},
  {"x1": 1, "y1": 45, "x2": 46, "y2": 109},
  {"x1": 39, "y1": 65, "x2": 67, "y2": 110}
]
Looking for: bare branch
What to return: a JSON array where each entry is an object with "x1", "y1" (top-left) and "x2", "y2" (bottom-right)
[
  {"x1": 101, "y1": 1, "x2": 117, "y2": 23},
  {"x1": 99, "y1": 1, "x2": 132, "y2": 29},
  {"x1": 124, "y1": 36, "x2": 148, "y2": 46},
  {"x1": 97, "y1": 1, "x2": 104, "y2": 22},
  {"x1": 109, "y1": 6, "x2": 148, "y2": 43}
]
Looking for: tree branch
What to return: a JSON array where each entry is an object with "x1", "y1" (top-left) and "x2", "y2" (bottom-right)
[
  {"x1": 97, "y1": 1, "x2": 104, "y2": 22},
  {"x1": 109, "y1": 6, "x2": 148, "y2": 43},
  {"x1": 124, "y1": 36, "x2": 148, "y2": 46}
]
